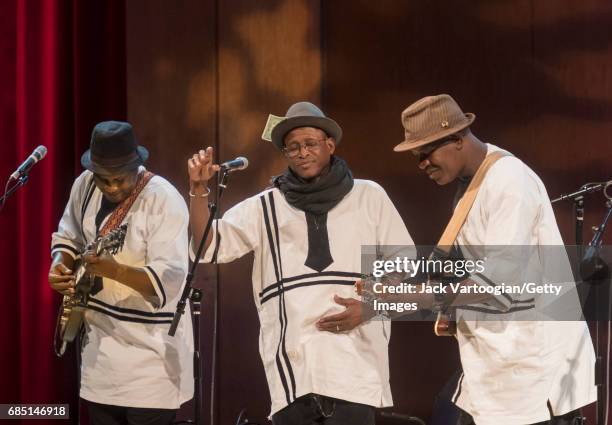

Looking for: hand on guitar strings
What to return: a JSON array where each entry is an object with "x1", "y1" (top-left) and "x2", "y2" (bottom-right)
[
  {"x1": 83, "y1": 249, "x2": 156, "y2": 299},
  {"x1": 83, "y1": 250, "x2": 121, "y2": 280},
  {"x1": 48, "y1": 262, "x2": 75, "y2": 296}
]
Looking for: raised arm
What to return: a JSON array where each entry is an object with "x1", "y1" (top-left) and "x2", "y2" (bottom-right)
[{"x1": 188, "y1": 146, "x2": 220, "y2": 254}]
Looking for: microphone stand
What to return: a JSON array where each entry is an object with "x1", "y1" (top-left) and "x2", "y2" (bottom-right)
[
  {"x1": 581, "y1": 203, "x2": 611, "y2": 282},
  {"x1": 170, "y1": 169, "x2": 231, "y2": 425},
  {"x1": 581, "y1": 200, "x2": 612, "y2": 425},
  {"x1": 554, "y1": 182, "x2": 611, "y2": 425},
  {"x1": 552, "y1": 183, "x2": 605, "y2": 257},
  {"x1": 575, "y1": 196, "x2": 584, "y2": 255},
  {"x1": 0, "y1": 174, "x2": 29, "y2": 211},
  {"x1": 552, "y1": 183, "x2": 606, "y2": 203}
]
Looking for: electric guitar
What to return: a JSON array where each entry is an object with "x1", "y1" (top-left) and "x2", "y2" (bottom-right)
[
  {"x1": 433, "y1": 307, "x2": 457, "y2": 336},
  {"x1": 354, "y1": 258, "x2": 459, "y2": 336},
  {"x1": 430, "y1": 248, "x2": 459, "y2": 337},
  {"x1": 54, "y1": 225, "x2": 127, "y2": 357}
]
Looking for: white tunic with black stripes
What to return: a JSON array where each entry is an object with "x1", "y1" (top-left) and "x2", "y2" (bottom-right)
[
  {"x1": 51, "y1": 169, "x2": 194, "y2": 409},
  {"x1": 451, "y1": 145, "x2": 596, "y2": 425},
  {"x1": 194, "y1": 179, "x2": 414, "y2": 416}
]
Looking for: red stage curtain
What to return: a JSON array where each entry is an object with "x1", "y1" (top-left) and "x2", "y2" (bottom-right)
[{"x1": 0, "y1": 1, "x2": 126, "y2": 423}]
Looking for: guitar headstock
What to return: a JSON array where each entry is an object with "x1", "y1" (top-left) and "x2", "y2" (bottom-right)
[{"x1": 94, "y1": 224, "x2": 128, "y2": 255}]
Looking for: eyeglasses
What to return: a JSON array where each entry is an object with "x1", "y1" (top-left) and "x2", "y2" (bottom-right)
[
  {"x1": 282, "y1": 138, "x2": 327, "y2": 159},
  {"x1": 413, "y1": 135, "x2": 460, "y2": 162}
]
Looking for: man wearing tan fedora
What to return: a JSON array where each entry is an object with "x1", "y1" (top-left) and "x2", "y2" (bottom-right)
[
  {"x1": 188, "y1": 101, "x2": 414, "y2": 424},
  {"x1": 394, "y1": 95, "x2": 596, "y2": 425}
]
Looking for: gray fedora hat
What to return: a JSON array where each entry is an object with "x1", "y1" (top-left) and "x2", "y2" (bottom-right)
[
  {"x1": 81, "y1": 121, "x2": 149, "y2": 175},
  {"x1": 271, "y1": 102, "x2": 343, "y2": 150}
]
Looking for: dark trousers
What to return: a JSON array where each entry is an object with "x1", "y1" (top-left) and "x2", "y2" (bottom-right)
[
  {"x1": 532, "y1": 409, "x2": 584, "y2": 425},
  {"x1": 272, "y1": 394, "x2": 375, "y2": 425},
  {"x1": 86, "y1": 400, "x2": 178, "y2": 425},
  {"x1": 458, "y1": 408, "x2": 584, "y2": 425}
]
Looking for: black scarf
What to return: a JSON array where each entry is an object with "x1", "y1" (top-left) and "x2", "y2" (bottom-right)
[{"x1": 273, "y1": 156, "x2": 354, "y2": 271}]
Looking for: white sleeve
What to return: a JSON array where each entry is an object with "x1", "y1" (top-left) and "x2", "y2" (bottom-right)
[
  {"x1": 142, "y1": 185, "x2": 190, "y2": 309},
  {"x1": 189, "y1": 194, "x2": 261, "y2": 264},
  {"x1": 51, "y1": 171, "x2": 93, "y2": 259},
  {"x1": 470, "y1": 159, "x2": 542, "y2": 311}
]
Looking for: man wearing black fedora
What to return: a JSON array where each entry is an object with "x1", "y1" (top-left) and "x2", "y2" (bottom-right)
[
  {"x1": 394, "y1": 95, "x2": 595, "y2": 425},
  {"x1": 49, "y1": 121, "x2": 194, "y2": 425},
  {"x1": 188, "y1": 102, "x2": 414, "y2": 424}
]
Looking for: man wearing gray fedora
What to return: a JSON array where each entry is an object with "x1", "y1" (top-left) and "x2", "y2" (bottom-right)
[
  {"x1": 188, "y1": 102, "x2": 414, "y2": 424},
  {"x1": 394, "y1": 94, "x2": 596, "y2": 425},
  {"x1": 49, "y1": 121, "x2": 193, "y2": 425}
]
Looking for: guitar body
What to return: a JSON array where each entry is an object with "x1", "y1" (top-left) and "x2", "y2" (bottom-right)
[
  {"x1": 54, "y1": 225, "x2": 127, "y2": 357},
  {"x1": 429, "y1": 247, "x2": 459, "y2": 337},
  {"x1": 434, "y1": 309, "x2": 457, "y2": 337},
  {"x1": 59, "y1": 301, "x2": 85, "y2": 342},
  {"x1": 55, "y1": 260, "x2": 93, "y2": 355}
]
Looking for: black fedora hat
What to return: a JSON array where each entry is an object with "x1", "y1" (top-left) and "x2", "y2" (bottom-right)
[
  {"x1": 271, "y1": 102, "x2": 343, "y2": 150},
  {"x1": 81, "y1": 121, "x2": 149, "y2": 175}
]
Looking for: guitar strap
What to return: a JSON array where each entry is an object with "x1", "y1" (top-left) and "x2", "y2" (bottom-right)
[
  {"x1": 98, "y1": 170, "x2": 155, "y2": 237},
  {"x1": 435, "y1": 151, "x2": 511, "y2": 254},
  {"x1": 87, "y1": 171, "x2": 154, "y2": 297}
]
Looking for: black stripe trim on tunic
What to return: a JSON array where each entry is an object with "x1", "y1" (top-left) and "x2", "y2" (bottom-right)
[
  {"x1": 260, "y1": 194, "x2": 291, "y2": 405},
  {"x1": 80, "y1": 175, "x2": 96, "y2": 233},
  {"x1": 260, "y1": 196, "x2": 281, "y2": 283},
  {"x1": 259, "y1": 271, "x2": 362, "y2": 297},
  {"x1": 88, "y1": 297, "x2": 173, "y2": 318},
  {"x1": 51, "y1": 243, "x2": 80, "y2": 257},
  {"x1": 456, "y1": 304, "x2": 536, "y2": 314},
  {"x1": 452, "y1": 373, "x2": 464, "y2": 403},
  {"x1": 269, "y1": 191, "x2": 297, "y2": 402},
  {"x1": 261, "y1": 280, "x2": 357, "y2": 304},
  {"x1": 145, "y1": 265, "x2": 167, "y2": 308},
  {"x1": 473, "y1": 272, "x2": 514, "y2": 304},
  {"x1": 86, "y1": 305, "x2": 172, "y2": 324}
]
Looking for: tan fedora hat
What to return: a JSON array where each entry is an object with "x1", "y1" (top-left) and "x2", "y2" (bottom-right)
[{"x1": 393, "y1": 94, "x2": 475, "y2": 152}]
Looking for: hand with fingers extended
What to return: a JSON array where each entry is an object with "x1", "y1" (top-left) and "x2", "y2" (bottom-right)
[
  {"x1": 316, "y1": 294, "x2": 375, "y2": 333},
  {"x1": 48, "y1": 261, "x2": 75, "y2": 296},
  {"x1": 187, "y1": 146, "x2": 220, "y2": 193}
]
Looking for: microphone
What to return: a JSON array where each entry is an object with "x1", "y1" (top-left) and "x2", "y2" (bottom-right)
[
  {"x1": 10, "y1": 145, "x2": 47, "y2": 180},
  {"x1": 220, "y1": 156, "x2": 248, "y2": 172}
]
